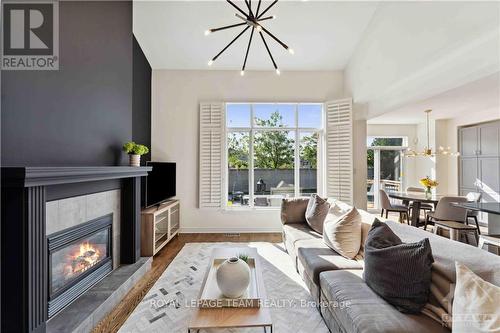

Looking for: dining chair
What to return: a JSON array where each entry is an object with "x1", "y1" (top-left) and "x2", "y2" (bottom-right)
[
  {"x1": 465, "y1": 192, "x2": 482, "y2": 234},
  {"x1": 405, "y1": 186, "x2": 434, "y2": 214},
  {"x1": 379, "y1": 189, "x2": 409, "y2": 224},
  {"x1": 427, "y1": 196, "x2": 479, "y2": 244},
  {"x1": 478, "y1": 235, "x2": 500, "y2": 255}
]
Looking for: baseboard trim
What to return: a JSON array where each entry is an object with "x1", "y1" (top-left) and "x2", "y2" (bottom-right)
[{"x1": 179, "y1": 227, "x2": 283, "y2": 234}]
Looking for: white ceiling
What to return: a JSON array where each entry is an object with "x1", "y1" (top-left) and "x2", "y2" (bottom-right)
[
  {"x1": 133, "y1": 1, "x2": 379, "y2": 70},
  {"x1": 368, "y1": 73, "x2": 500, "y2": 125},
  {"x1": 345, "y1": 1, "x2": 500, "y2": 118}
]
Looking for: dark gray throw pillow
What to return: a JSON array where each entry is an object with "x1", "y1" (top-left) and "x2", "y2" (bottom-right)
[
  {"x1": 363, "y1": 219, "x2": 434, "y2": 313},
  {"x1": 305, "y1": 194, "x2": 330, "y2": 234}
]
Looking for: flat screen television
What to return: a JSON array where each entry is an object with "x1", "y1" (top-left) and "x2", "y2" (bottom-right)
[{"x1": 144, "y1": 162, "x2": 176, "y2": 208}]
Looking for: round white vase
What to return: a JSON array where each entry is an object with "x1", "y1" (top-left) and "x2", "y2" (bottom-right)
[
  {"x1": 129, "y1": 154, "x2": 140, "y2": 167},
  {"x1": 216, "y1": 257, "x2": 250, "y2": 298}
]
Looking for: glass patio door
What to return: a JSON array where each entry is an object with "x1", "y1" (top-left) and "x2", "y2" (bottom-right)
[{"x1": 367, "y1": 137, "x2": 406, "y2": 210}]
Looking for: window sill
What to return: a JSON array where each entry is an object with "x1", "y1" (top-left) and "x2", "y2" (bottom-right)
[{"x1": 223, "y1": 206, "x2": 281, "y2": 212}]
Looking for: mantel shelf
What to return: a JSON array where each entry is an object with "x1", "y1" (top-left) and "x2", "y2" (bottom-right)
[{"x1": 2, "y1": 166, "x2": 152, "y2": 187}]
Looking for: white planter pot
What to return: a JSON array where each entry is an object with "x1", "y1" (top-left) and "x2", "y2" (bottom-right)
[
  {"x1": 216, "y1": 257, "x2": 250, "y2": 298},
  {"x1": 129, "y1": 154, "x2": 140, "y2": 167}
]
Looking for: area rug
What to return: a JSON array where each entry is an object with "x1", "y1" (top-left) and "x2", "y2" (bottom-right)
[{"x1": 119, "y1": 242, "x2": 329, "y2": 333}]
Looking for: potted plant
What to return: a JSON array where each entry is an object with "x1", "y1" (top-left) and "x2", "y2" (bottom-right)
[{"x1": 123, "y1": 141, "x2": 149, "y2": 167}]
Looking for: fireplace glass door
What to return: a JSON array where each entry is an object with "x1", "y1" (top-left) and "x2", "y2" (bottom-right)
[
  {"x1": 51, "y1": 227, "x2": 110, "y2": 295},
  {"x1": 48, "y1": 214, "x2": 113, "y2": 317}
]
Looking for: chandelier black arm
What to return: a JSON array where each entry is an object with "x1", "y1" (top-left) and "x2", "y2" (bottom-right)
[
  {"x1": 257, "y1": 15, "x2": 274, "y2": 22},
  {"x1": 259, "y1": 31, "x2": 277, "y2": 70},
  {"x1": 226, "y1": 0, "x2": 249, "y2": 18},
  {"x1": 244, "y1": 0, "x2": 254, "y2": 18},
  {"x1": 242, "y1": 27, "x2": 255, "y2": 71},
  {"x1": 261, "y1": 25, "x2": 289, "y2": 51},
  {"x1": 209, "y1": 22, "x2": 247, "y2": 34},
  {"x1": 211, "y1": 26, "x2": 250, "y2": 61},
  {"x1": 257, "y1": 0, "x2": 278, "y2": 19},
  {"x1": 255, "y1": 0, "x2": 262, "y2": 17}
]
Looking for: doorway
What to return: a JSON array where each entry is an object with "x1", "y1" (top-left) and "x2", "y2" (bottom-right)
[{"x1": 367, "y1": 137, "x2": 407, "y2": 210}]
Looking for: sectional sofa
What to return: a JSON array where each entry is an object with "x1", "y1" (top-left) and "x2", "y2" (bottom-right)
[{"x1": 281, "y1": 198, "x2": 500, "y2": 333}]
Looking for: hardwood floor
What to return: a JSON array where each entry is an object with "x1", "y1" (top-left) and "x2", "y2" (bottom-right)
[{"x1": 92, "y1": 233, "x2": 283, "y2": 333}]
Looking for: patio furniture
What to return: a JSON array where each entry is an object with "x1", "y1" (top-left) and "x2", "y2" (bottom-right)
[{"x1": 379, "y1": 189, "x2": 409, "y2": 224}]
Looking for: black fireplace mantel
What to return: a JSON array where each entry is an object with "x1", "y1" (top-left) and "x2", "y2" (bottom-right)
[
  {"x1": 2, "y1": 166, "x2": 151, "y2": 187},
  {"x1": 1, "y1": 166, "x2": 152, "y2": 333}
]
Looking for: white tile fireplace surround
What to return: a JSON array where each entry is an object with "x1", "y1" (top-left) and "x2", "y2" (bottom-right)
[{"x1": 46, "y1": 190, "x2": 121, "y2": 269}]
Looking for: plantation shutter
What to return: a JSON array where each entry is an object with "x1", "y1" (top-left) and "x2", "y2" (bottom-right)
[
  {"x1": 199, "y1": 102, "x2": 224, "y2": 208},
  {"x1": 325, "y1": 98, "x2": 353, "y2": 204}
]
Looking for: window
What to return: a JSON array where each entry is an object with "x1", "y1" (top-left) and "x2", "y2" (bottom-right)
[{"x1": 226, "y1": 103, "x2": 323, "y2": 208}]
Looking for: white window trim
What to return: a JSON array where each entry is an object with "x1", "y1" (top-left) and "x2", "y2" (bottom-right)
[{"x1": 224, "y1": 102, "x2": 324, "y2": 210}]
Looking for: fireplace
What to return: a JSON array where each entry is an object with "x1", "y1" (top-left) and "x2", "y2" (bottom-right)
[{"x1": 48, "y1": 214, "x2": 113, "y2": 317}]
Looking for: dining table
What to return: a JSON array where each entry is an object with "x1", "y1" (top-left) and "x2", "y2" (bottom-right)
[{"x1": 388, "y1": 191, "x2": 445, "y2": 227}]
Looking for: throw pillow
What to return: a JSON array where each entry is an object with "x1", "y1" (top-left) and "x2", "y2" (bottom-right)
[
  {"x1": 363, "y1": 219, "x2": 434, "y2": 313},
  {"x1": 280, "y1": 198, "x2": 310, "y2": 224},
  {"x1": 453, "y1": 262, "x2": 500, "y2": 333},
  {"x1": 322, "y1": 207, "x2": 362, "y2": 259},
  {"x1": 305, "y1": 194, "x2": 330, "y2": 234}
]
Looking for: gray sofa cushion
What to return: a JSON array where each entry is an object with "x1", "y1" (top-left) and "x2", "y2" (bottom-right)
[
  {"x1": 320, "y1": 270, "x2": 449, "y2": 333},
  {"x1": 283, "y1": 223, "x2": 321, "y2": 247},
  {"x1": 363, "y1": 220, "x2": 434, "y2": 313},
  {"x1": 296, "y1": 239, "x2": 363, "y2": 285},
  {"x1": 283, "y1": 223, "x2": 321, "y2": 269}
]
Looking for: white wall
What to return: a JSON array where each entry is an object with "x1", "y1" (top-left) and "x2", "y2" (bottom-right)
[{"x1": 152, "y1": 70, "x2": 351, "y2": 233}]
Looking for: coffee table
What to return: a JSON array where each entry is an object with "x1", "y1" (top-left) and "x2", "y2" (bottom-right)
[{"x1": 188, "y1": 247, "x2": 273, "y2": 332}]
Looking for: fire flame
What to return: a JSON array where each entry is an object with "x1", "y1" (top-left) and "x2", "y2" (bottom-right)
[{"x1": 65, "y1": 241, "x2": 101, "y2": 276}]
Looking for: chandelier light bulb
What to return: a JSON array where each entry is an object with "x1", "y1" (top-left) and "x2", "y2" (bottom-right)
[
  {"x1": 276, "y1": 69, "x2": 281, "y2": 75},
  {"x1": 272, "y1": 15, "x2": 277, "y2": 19},
  {"x1": 256, "y1": 25, "x2": 262, "y2": 32},
  {"x1": 240, "y1": 70, "x2": 245, "y2": 76},
  {"x1": 204, "y1": 30, "x2": 212, "y2": 36},
  {"x1": 208, "y1": 60, "x2": 214, "y2": 66},
  {"x1": 288, "y1": 48, "x2": 295, "y2": 55}
]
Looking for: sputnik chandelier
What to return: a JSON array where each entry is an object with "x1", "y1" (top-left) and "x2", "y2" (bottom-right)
[
  {"x1": 205, "y1": 0, "x2": 293, "y2": 76},
  {"x1": 404, "y1": 109, "x2": 460, "y2": 158}
]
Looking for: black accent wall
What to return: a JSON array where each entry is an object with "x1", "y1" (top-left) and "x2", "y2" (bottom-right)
[
  {"x1": 1, "y1": 1, "x2": 152, "y2": 167},
  {"x1": 132, "y1": 36, "x2": 152, "y2": 163}
]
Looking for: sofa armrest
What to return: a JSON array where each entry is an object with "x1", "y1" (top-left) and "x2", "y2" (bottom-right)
[{"x1": 281, "y1": 198, "x2": 310, "y2": 224}]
